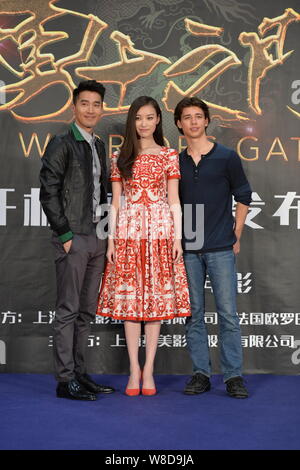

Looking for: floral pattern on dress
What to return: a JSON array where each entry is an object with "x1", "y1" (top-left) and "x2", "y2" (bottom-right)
[{"x1": 97, "y1": 147, "x2": 191, "y2": 321}]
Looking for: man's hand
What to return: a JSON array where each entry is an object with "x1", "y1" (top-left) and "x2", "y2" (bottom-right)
[
  {"x1": 63, "y1": 239, "x2": 73, "y2": 253},
  {"x1": 233, "y1": 238, "x2": 240, "y2": 255},
  {"x1": 233, "y1": 202, "x2": 249, "y2": 255}
]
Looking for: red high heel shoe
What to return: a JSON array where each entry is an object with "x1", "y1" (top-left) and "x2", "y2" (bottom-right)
[
  {"x1": 141, "y1": 372, "x2": 156, "y2": 396},
  {"x1": 142, "y1": 387, "x2": 156, "y2": 396},
  {"x1": 125, "y1": 387, "x2": 140, "y2": 396},
  {"x1": 125, "y1": 370, "x2": 142, "y2": 396}
]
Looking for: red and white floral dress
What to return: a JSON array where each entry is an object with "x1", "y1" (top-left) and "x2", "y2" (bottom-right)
[{"x1": 97, "y1": 147, "x2": 191, "y2": 321}]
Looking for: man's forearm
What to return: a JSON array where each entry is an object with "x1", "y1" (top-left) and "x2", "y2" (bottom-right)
[{"x1": 234, "y1": 202, "x2": 249, "y2": 239}]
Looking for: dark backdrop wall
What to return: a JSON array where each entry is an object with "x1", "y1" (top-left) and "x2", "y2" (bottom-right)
[{"x1": 0, "y1": 0, "x2": 299, "y2": 374}]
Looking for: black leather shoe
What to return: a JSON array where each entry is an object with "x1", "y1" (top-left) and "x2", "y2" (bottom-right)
[
  {"x1": 56, "y1": 379, "x2": 97, "y2": 400},
  {"x1": 76, "y1": 374, "x2": 115, "y2": 394},
  {"x1": 184, "y1": 373, "x2": 211, "y2": 395},
  {"x1": 226, "y1": 376, "x2": 249, "y2": 398}
]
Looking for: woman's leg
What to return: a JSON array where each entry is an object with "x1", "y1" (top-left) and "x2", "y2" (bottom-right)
[
  {"x1": 143, "y1": 321, "x2": 161, "y2": 389},
  {"x1": 124, "y1": 320, "x2": 142, "y2": 389}
]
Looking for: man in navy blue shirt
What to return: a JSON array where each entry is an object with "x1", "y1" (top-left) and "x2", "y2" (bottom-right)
[{"x1": 174, "y1": 97, "x2": 252, "y2": 398}]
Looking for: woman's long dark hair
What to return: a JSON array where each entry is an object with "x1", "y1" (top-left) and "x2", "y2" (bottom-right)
[{"x1": 117, "y1": 96, "x2": 164, "y2": 179}]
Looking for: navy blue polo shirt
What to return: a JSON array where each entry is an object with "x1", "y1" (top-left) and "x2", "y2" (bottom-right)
[{"x1": 179, "y1": 142, "x2": 252, "y2": 253}]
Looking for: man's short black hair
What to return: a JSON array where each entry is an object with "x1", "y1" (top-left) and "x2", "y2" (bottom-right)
[
  {"x1": 73, "y1": 80, "x2": 106, "y2": 104},
  {"x1": 174, "y1": 96, "x2": 210, "y2": 134}
]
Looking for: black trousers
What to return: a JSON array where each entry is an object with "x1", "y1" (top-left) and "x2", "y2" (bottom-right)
[{"x1": 51, "y1": 229, "x2": 107, "y2": 382}]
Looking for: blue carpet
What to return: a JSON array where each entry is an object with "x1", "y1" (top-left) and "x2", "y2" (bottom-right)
[{"x1": 0, "y1": 374, "x2": 299, "y2": 450}]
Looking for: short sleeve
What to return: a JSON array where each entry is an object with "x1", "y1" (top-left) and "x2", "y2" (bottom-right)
[
  {"x1": 166, "y1": 148, "x2": 181, "y2": 180},
  {"x1": 110, "y1": 151, "x2": 122, "y2": 182}
]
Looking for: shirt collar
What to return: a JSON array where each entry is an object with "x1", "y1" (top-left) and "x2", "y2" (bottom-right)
[
  {"x1": 185, "y1": 142, "x2": 217, "y2": 159},
  {"x1": 74, "y1": 122, "x2": 95, "y2": 145}
]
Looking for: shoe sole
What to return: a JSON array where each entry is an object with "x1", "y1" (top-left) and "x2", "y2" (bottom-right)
[
  {"x1": 56, "y1": 392, "x2": 97, "y2": 401},
  {"x1": 184, "y1": 384, "x2": 211, "y2": 395},
  {"x1": 227, "y1": 394, "x2": 248, "y2": 399},
  {"x1": 77, "y1": 384, "x2": 115, "y2": 394}
]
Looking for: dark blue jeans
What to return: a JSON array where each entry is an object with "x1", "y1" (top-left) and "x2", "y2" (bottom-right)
[{"x1": 183, "y1": 250, "x2": 243, "y2": 382}]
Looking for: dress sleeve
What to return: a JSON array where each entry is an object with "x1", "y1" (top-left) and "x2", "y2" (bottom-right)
[
  {"x1": 166, "y1": 148, "x2": 181, "y2": 180},
  {"x1": 110, "y1": 151, "x2": 122, "y2": 182}
]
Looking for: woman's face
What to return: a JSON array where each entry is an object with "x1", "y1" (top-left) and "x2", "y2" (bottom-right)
[{"x1": 135, "y1": 104, "x2": 160, "y2": 139}]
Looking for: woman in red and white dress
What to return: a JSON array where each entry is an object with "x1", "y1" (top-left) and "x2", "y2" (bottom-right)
[{"x1": 97, "y1": 96, "x2": 191, "y2": 395}]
